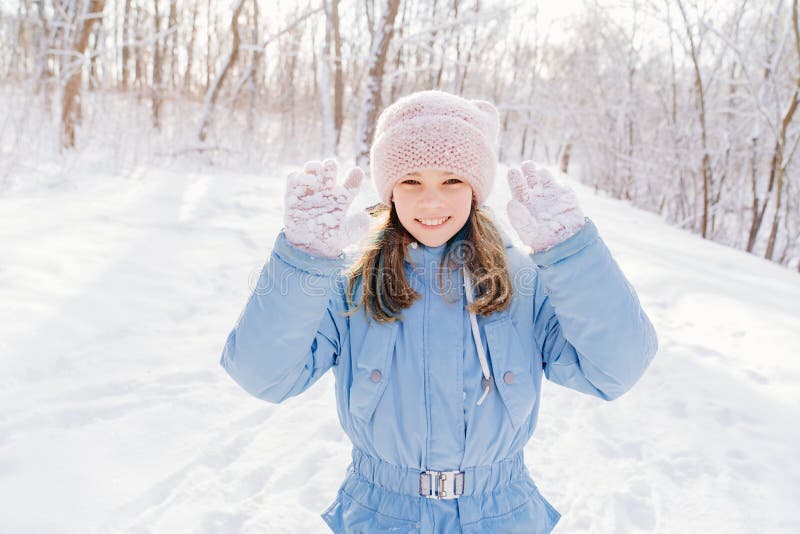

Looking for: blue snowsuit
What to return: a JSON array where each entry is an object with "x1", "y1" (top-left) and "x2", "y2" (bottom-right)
[{"x1": 220, "y1": 216, "x2": 658, "y2": 533}]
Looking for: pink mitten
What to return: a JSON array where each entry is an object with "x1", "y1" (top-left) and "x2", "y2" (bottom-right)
[
  {"x1": 283, "y1": 158, "x2": 370, "y2": 259},
  {"x1": 506, "y1": 161, "x2": 585, "y2": 253}
]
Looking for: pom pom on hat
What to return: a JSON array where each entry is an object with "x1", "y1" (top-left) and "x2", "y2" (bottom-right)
[{"x1": 369, "y1": 90, "x2": 500, "y2": 206}]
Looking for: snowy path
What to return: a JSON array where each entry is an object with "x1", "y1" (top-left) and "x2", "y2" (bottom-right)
[{"x1": 1, "y1": 162, "x2": 798, "y2": 533}]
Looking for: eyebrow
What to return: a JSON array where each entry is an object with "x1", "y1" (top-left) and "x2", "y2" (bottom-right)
[{"x1": 406, "y1": 172, "x2": 456, "y2": 177}]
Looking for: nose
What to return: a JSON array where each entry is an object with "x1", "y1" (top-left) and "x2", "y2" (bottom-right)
[{"x1": 418, "y1": 187, "x2": 445, "y2": 208}]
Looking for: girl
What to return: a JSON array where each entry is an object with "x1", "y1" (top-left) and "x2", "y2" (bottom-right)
[{"x1": 220, "y1": 90, "x2": 658, "y2": 533}]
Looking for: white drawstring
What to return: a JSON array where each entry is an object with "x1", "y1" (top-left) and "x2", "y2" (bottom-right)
[{"x1": 462, "y1": 266, "x2": 493, "y2": 406}]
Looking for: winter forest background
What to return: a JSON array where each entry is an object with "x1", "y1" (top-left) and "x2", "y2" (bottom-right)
[{"x1": 2, "y1": 0, "x2": 799, "y2": 271}]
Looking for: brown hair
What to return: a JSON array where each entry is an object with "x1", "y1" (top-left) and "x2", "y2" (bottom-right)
[{"x1": 343, "y1": 198, "x2": 512, "y2": 323}]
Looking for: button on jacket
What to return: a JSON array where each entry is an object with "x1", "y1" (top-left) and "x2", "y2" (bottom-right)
[{"x1": 220, "y1": 217, "x2": 658, "y2": 533}]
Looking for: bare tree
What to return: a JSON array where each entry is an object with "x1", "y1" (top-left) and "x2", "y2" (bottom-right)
[
  {"x1": 356, "y1": 0, "x2": 401, "y2": 171},
  {"x1": 743, "y1": 2, "x2": 790, "y2": 253},
  {"x1": 245, "y1": 0, "x2": 261, "y2": 132},
  {"x1": 677, "y1": 0, "x2": 713, "y2": 238},
  {"x1": 167, "y1": 0, "x2": 178, "y2": 87},
  {"x1": 764, "y1": 0, "x2": 800, "y2": 259},
  {"x1": 319, "y1": 0, "x2": 336, "y2": 155},
  {"x1": 61, "y1": 0, "x2": 107, "y2": 149},
  {"x1": 152, "y1": 0, "x2": 163, "y2": 129},
  {"x1": 197, "y1": 0, "x2": 246, "y2": 142},
  {"x1": 183, "y1": 0, "x2": 199, "y2": 93},
  {"x1": 121, "y1": 0, "x2": 132, "y2": 89},
  {"x1": 331, "y1": 0, "x2": 345, "y2": 148}
]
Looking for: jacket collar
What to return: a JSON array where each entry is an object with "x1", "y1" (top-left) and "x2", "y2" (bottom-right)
[{"x1": 405, "y1": 239, "x2": 447, "y2": 265}]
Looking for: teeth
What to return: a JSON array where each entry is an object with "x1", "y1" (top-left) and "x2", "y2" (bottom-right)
[{"x1": 418, "y1": 217, "x2": 448, "y2": 226}]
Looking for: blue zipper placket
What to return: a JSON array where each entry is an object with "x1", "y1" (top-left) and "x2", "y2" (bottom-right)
[
  {"x1": 421, "y1": 246, "x2": 467, "y2": 471},
  {"x1": 422, "y1": 246, "x2": 433, "y2": 472}
]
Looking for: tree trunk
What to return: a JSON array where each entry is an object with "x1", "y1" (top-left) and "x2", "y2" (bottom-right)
[
  {"x1": 121, "y1": 0, "x2": 131, "y2": 89},
  {"x1": 184, "y1": 0, "x2": 199, "y2": 94},
  {"x1": 320, "y1": 0, "x2": 336, "y2": 155},
  {"x1": 197, "y1": 0, "x2": 246, "y2": 142},
  {"x1": 34, "y1": 0, "x2": 53, "y2": 96},
  {"x1": 331, "y1": 0, "x2": 344, "y2": 147},
  {"x1": 764, "y1": 168, "x2": 785, "y2": 259},
  {"x1": 206, "y1": 0, "x2": 212, "y2": 91},
  {"x1": 167, "y1": 0, "x2": 178, "y2": 88},
  {"x1": 152, "y1": 0, "x2": 163, "y2": 129},
  {"x1": 61, "y1": 0, "x2": 106, "y2": 150},
  {"x1": 456, "y1": 0, "x2": 480, "y2": 95},
  {"x1": 765, "y1": 0, "x2": 800, "y2": 259},
  {"x1": 561, "y1": 142, "x2": 572, "y2": 174},
  {"x1": 427, "y1": 0, "x2": 439, "y2": 88},
  {"x1": 355, "y1": 0, "x2": 401, "y2": 171},
  {"x1": 134, "y1": 3, "x2": 145, "y2": 95},
  {"x1": 678, "y1": 0, "x2": 712, "y2": 238},
  {"x1": 246, "y1": 0, "x2": 260, "y2": 132}
]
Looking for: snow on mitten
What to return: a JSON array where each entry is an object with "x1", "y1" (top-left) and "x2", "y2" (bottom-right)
[
  {"x1": 506, "y1": 160, "x2": 586, "y2": 253},
  {"x1": 283, "y1": 158, "x2": 370, "y2": 259}
]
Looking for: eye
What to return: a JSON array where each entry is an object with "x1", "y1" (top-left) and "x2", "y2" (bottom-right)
[
  {"x1": 444, "y1": 178, "x2": 462, "y2": 184},
  {"x1": 401, "y1": 178, "x2": 420, "y2": 185}
]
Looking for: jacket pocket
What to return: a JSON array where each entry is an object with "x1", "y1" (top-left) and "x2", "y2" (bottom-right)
[
  {"x1": 484, "y1": 317, "x2": 537, "y2": 429},
  {"x1": 349, "y1": 321, "x2": 399, "y2": 424},
  {"x1": 321, "y1": 488, "x2": 419, "y2": 533},
  {"x1": 461, "y1": 483, "x2": 561, "y2": 534}
]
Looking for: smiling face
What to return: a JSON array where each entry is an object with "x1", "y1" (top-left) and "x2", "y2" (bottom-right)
[{"x1": 391, "y1": 169, "x2": 474, "y2": 247}]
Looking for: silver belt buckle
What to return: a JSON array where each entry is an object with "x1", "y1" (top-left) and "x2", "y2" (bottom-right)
[{"x1": 419, "y1": 470, "x2": 464, "y2": 500}]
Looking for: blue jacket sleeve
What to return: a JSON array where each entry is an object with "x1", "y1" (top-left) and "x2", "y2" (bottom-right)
[
  {"x1": 219, "y1": 230, "x2": 348, "y2": 403},
  {"x1": 531, "y1": 218, "x2": 658, "y2": 401}
]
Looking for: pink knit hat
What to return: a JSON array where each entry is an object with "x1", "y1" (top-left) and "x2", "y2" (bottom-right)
[{"x1": 369, "y1": 90, "x2": 500, "y2": 206}]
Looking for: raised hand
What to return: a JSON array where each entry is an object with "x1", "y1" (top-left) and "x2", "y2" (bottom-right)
[
  {"x1": 283, "y1": 158, "x2": 370, "y2": 259},
  {"x1": 506, "y1": 161, "x2": 585, "y2": 253}
]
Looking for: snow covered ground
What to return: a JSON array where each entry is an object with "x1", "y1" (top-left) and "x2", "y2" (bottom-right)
[{"x1": 1, "y1": 155, "x2": 798, "y2": 533}]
